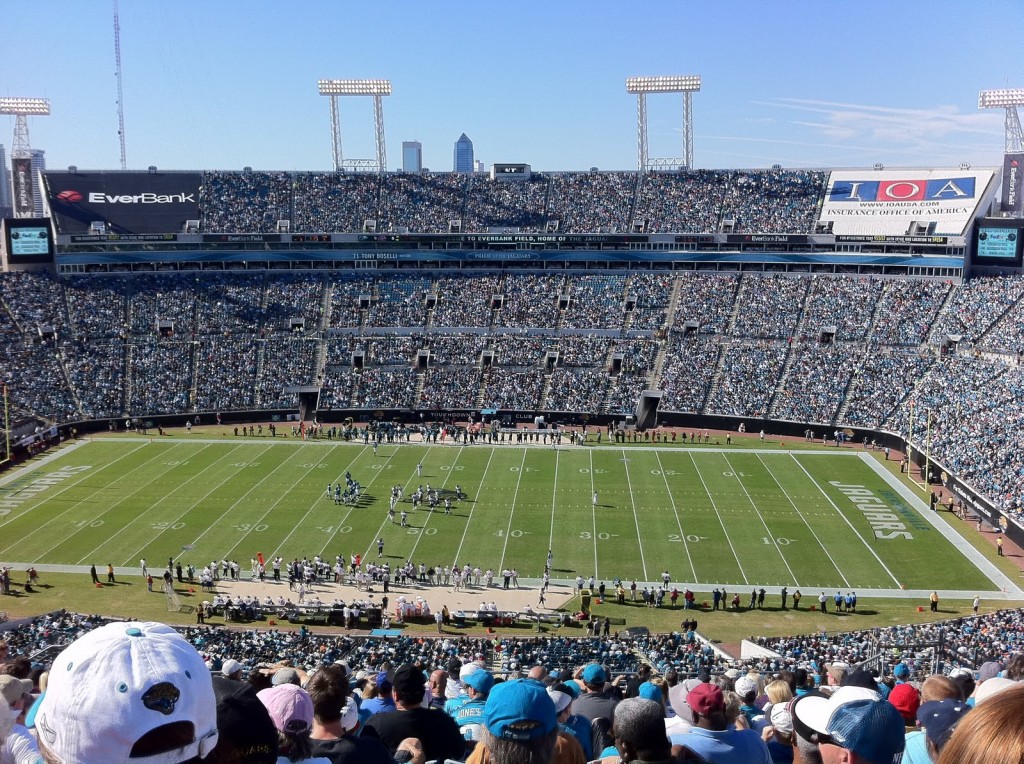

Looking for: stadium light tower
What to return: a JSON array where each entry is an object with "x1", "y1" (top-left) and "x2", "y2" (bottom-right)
[
  {"x1": 626, "y1": 76, "x2": 700, "y2": 171},
  {"x1": 0, "y1": 97, "x2": 50, "y2": 217},
  {"x1": 317, "y1": 79, "x2": 391, "y2": 173},
  {"x1": 979, "y1": 88, "x2": 1024, "y2": 153}
]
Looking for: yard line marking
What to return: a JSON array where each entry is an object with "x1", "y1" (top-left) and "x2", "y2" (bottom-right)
[
  {"x1": 547, "y1": 448, "x2": 559, "y2": 557},
  {"x1": 120, "y1": 444, "x2": 274, "y2": 565},
  {"x1": 318, "y1": 444, "x2": 406, "y2": 558},
  {"x1": 588, "y1": 451, "x2": 598, "y2": 578},
  {"x1": 272, "y1": 443, "x2": 401, "y2": 560},
  {"x1": 757, "y1": 454, "x2": 849, "y2": 587},
  {"x1": 621, "y1": 450, "x2": 649, "y2": 581},
  {"x1": 70, "y1": 444, "x2": 226, "y2": 565},
  {"x1": 184, "y1": 444, "x2": 312, "y2": 554},
  {"x1": 654, "y1": 451, "x2": 697, "y2": 583},
  {"x1": 688, "y1": 452, "x2": 748, "y2": 584},
  {"x1": 401, "y1": 447, "x2": 462, "y2": 563},
  {"x1": 720, "y1": 453, "x2": 799, "y2": 586},
  {"x1": 789, "y1": 453, "x2": 901, "y2": 587},
  {"x1": 0, "y1": 440, "x2": 153, "y2": 547},
  {"x1": 497, "y1": 450, "x2": 529, "y2": 572},
  {"x1": 18, "y1": 443, "x2": 199, "y2": 560},
  {"x1": 451, "y1": 448, "x2": 497, "y2": 566}
]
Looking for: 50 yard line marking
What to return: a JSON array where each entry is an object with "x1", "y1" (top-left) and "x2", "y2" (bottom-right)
[
  {"x1": 497, "y1": 450, "x2": 528, "y2": 572},
  {"x1": 547, "y1": 448, "x2": 559, "y2": 556},
  {"x1": 790, "y1": 453, "x2": 901, "y2": 587},
  {"x1": 621, "y1": 450, "x2": 648, "y2": 581},
  {"x1": 401, "y1": 447, "x2": 462, "y2": 563},
  {"x1": 451, "y1": 448, "x2": 497, "y2": 566},
  {"x1": 588, "y1": 450, "x2": 598, "y2": 578},
  {"x1": 655, "y1": 451, "x2": 697, "y2": 583}
]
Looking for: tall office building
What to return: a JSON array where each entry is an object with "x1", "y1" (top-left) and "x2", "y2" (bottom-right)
[
  {"x1": 453, "y1": 133, "x2": 474, "y2": 173},
  {"x1": 29, "y1": 149, "x2": 46, "y2": 217},
  {"x1": 0, "y1": 144, "x2": 11, "y2": 218},
  {"x1": 402, "y1": 141, "x2": 422, "y2": 173}
]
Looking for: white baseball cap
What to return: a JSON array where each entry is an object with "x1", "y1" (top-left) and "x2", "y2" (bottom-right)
[
  {"x1": 221, "y1": 659, "x2": 243, "y2": 678},
  {"x1": 36, "y1": 621, "x2": 219, "y2": 764}
]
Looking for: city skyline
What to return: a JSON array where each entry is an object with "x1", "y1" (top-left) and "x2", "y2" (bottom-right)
[{"x1": 0, "y1": 1, "x2": 1020, "y2": 173}]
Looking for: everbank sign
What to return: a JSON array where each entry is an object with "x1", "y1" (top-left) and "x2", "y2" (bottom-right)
[
  {"x1": 85, "y1": 191, "x2": 196, "y2": 204},
  {"x1": 819, "y1": 168, "x2": 995, "y2": 236},
  {"x1": 46, "y1": 170, "x2": 202, "y2": 234}
]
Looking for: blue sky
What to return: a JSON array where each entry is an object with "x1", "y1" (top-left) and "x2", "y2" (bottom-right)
[{"x1": 1, "y1": 0, "x2": 1021, "y2": 172}]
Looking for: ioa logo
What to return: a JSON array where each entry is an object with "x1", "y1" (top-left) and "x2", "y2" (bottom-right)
[{"x1": 56, "y1": 189, "x2": 195, "y2": 204}]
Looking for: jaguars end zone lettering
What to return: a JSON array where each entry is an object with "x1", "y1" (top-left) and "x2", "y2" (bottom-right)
[
  {"x1": 0, "y1": 465, "x2": 92, "y2": 516},
  {"x1": 829, "y1": 481, "x2": 912, "y2": 540}
]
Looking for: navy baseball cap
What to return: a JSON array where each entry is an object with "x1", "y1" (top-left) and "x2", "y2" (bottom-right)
[{"x1": 483, "y1": 679, "x2": 557, "y2": 741}]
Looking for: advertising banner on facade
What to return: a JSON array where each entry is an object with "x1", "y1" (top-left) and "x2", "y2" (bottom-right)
[
  {"x1": 819, "y1": 169, "x2": 995, "y2": 236},
  {"x1": 11, "y1": 157, "x2": 34, "y2": 217},
  {"x1": 1001, "y1": 153, "x2": 1024, "y2": 215},
  {"x1": 45, "y1": 171, "x2": 202, "y2": 234}
]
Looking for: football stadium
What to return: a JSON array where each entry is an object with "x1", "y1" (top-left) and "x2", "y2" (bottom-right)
[{"x1": 3, "y1": 9, "x2": 1024, "y2": 763}]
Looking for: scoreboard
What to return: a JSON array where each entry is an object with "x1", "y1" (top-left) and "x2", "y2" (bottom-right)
[
  {"x1": 974, "y1": 218, "x2": 1023, "y2": 267},
  {"x1": 491, "y1": 163, "x2": 531, "y2": 181},
  {"x1": 3, "y1": 217, "x2": 54, "y2": 266}
]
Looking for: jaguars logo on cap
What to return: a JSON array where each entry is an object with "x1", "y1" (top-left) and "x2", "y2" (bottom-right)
[{"x1": 142, "y1": 682, "x2": 181, "y2": 715}]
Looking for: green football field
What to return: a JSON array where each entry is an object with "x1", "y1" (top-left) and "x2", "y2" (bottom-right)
[{"x1": 0, "y1": 436, "x2": 1013, "y2": 596}]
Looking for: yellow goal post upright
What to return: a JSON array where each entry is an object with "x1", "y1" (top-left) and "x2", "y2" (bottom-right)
[
  {"x1": 1, "y1": 384, "x2": 10, "y2": 466},
  {"x1": 906, "y1": 400, "x2": 928, "y2": 491}
]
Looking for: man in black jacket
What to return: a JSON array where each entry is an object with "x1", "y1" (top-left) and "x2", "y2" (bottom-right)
[{"x1": 365, "y1": 664, "x2": 465, "y2": 763}]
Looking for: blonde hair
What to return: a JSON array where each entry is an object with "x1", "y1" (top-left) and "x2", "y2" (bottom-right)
[
  {"x1": 764, "y1": 679, "x2": 794, "y2": 706},
  {"x1": 938, "y1": 683, "x2": 1024, "y2": 764}
]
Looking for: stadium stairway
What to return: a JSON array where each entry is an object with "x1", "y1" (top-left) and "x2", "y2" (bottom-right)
[
  {"x1": 833, "y1": 346, "x2": 869, "y2": 424},
  {"x1": 923, "y1": 285, "x2": 963, "y2": 347},
  {"x1": 766, "y1": 342, "x2": 797, "y2": 419},
  {"x1": 701, "y1": 340, "x2": 733, "y2": 415}
]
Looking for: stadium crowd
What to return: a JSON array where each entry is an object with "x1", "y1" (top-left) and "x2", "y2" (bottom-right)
[
  {"x1": 3, "y1": 604, "x2": 1024, "y2": 763},
  {"x1": 7, "y1": 269, "x2": 1024, "y2": 522}
]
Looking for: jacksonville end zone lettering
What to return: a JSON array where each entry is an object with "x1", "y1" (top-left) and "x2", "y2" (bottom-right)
[
  {"x1": 829, "y1": 481, "x2": 912, "y2": 540},
  {"x1": 0, "y1": 466, "x2": 92, "y2": 516}
]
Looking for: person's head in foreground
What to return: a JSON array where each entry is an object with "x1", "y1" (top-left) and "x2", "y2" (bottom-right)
[
  {"x1": 481, "y1": 678, "x2": 558, "y2": 764},
  {"x1": 35, "y1": 621, "x2": 219, "y2": 764},
  {"x1": 792, "y1": 685, "x2": 905, "y2": 764},
  {"x1": 613, "y1": 698, "x2": 671, "y2": 763},
  {"x1": 257, "y1": 683, "x2": 317, "y2": 763},
  {"x1": 937, "y1": 683, "x2": 1024, "y2": 764}
]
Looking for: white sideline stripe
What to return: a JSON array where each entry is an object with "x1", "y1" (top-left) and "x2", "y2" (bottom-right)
[
  {"x1": 655, "y1": 451, "x2": 698, "y2": 584},
  {"x1": 621, "y1": 450, "x2": 648, "y2": 581},
  {"x1": 757, "y1": 454, "x2": 849, "y2": 587},
  {"x1": 497, "y1": 450, "x2": 529, "y2": 572},
  {"x1": 790, "y1": 453, "x2": 902, "y2": 588},
  {"x1": 0, "y1": 561, "x2": 1014, "y2": 601},
  {"x1": 859, "y1": 452, "x2": 1024, "y2": 597},
  {"x1": 689, "y1": 452, "x2": 748, "y2": 584},
  {"x1": 547, "y1": 449, "x2": 559, "y2": 556},
  {"x1": 720, "y1": 452, "x2": 799, "y2": 586},
  {"x1": 452, "y1": 448, "x2": 497, "y2": 566}
]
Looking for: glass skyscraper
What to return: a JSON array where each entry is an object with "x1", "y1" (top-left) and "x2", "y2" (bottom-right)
[
  {"x1": 453, "y1": 133, "x2": 474, "y2": 173},
  {"x1": 402, "y1": 141, "x2": 422, "y2": 173}
]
